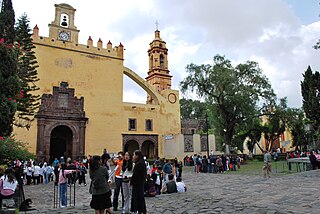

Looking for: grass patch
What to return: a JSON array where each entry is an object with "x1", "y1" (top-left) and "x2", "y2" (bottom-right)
[
  {"x1": 228, "y1": 160, "x2": 307, "y2": 176},
  {"x1": 230, "y1": 160, "x2": 288, "y2": 176},
  {"x1": 183, "y1": 160, "x2": 305, "y2": 176}
]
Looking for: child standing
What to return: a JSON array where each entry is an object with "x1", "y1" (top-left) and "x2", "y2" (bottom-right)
[{"x1": 59, "y1": 163, "x2": 75, "y2": 207}]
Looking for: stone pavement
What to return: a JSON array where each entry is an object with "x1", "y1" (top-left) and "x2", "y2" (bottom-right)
[{"x1": 21, "y1": 168, "x2": 320, "y2": 214}]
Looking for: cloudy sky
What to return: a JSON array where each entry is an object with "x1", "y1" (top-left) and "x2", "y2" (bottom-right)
[{"x1": 12, "y1": 0, "x2": 320, "y2": 107}]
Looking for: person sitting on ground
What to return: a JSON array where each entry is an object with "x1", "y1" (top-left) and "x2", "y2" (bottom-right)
[
  {"x1": 144, "y1": 174, "x2": 157, "y2": 197},
  {"x1": 0, "y1": 168, "x2": 18, "y2": 208},
  {"x1": 161, "y1": 174, "x2": 177, "y2": 194},
  {"x1": 176, "y1": 177, "x2": 187, "y2": 193}
]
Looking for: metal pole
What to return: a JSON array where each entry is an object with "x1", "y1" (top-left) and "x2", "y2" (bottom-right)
[
  {"x1": 69, "y1": 182, "x2": 72, "y2": 206},
  {"x1": 206, "y1": 113, "x2": 209, "y2": 158},
  {"x1": 73, "y1": 182, "x2": 76, "y2": 206},
  {"x1": 53, "y1": 182, "x2": 56, "y2": 208}
]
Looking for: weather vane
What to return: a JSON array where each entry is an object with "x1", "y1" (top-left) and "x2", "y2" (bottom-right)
[{"x1": 155, "y1": 20, "x2": 159, "y2": 31}]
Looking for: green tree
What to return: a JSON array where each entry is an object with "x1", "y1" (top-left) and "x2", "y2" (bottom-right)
[
  {"x1": 14, "y1": 14, "x2": 40, "y2": 129},
  {"x1": 261, "y1": 98, "x2": 287, "y2": 151},
  {"x1": 246, "y1": 127, "x2": 264, "y2": 157},
  {"x1": 0, "y1": 0, "x2": 15, "y2": 43},
  {"x1": 0, "y1": 0, "x2": 19, "y2": 136},
  {"x1": 180, "y1": 55, "x2": 275, "y2": 154},
  {"x1": 180, "y1": 98, "x2": 208, "y2": 120},
  {"x1": 234, "y1": 117, "x2": 264, "y2": 156},
  {"x1": 286, "y1": 108, "x2": 308, "y2": 151},
  {"x1": 0, "y1": 136, "x2": 34, "y2": 165},
  {"x1": 301, "y1": 66, "x2": 320, "y2": 132}
]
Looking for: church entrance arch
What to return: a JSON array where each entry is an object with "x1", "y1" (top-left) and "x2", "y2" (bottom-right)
[
  {"x1": 50, "y1": 125, "x2": 73, "y2": 162},
  {"x1": 124, "y1": 140, "x2": 139, "y2": 155},
  {"x1": 36, "y1": 82, "x2": 87, "y2": 162},
  {"x1": 142, "y1": 140, "x2": 155, "y2": 159}
]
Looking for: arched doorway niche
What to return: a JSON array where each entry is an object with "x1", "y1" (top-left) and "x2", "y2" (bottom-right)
[
  {"x1": 142, "y1": 140, "x2": 156, "y2": 159},
  {"x1": 122, "y1": 134, "x2": 158, "y2": 159},
  {"x1": 124, "y1": 140, "x2": 139, "y2": 155},
  {"x1": 50, "y1": 125, "x2": 73, "y2": 162}
]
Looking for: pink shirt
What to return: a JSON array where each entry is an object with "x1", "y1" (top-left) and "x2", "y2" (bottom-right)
[{"x1": 58, "y1": 170, "x2": 74, "y2": 184}]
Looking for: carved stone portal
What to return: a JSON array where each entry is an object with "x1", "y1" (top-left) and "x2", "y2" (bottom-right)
[{"x1": 36, "y1": 82, "x2": 88, "y2": 162}]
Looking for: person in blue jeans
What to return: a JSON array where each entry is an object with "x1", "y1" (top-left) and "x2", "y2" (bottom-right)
[
  {"x1": 59, "y1": 163, "x2": 75, "y2": 207},
  {"x1": 111, "y1": 152, "x2": 124, "y2": 211},
  {"x1": 44, "y1": 163, "x2": 53, "y2": 184}
]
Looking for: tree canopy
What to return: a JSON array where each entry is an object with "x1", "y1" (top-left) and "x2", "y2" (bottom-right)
[
  {"x1": 0, "y1": 0, "x2": 19, "y2": 136},
  {"x1": 180, "y1": 98, "x2": 209, "y2": 120},
  {"x1": 301, "y1": 66, "x2": 320, "y2": 131},
  {"x1": 0, "y1": 0, "x2": 15, "y2": 43},
  {"x1": 15, "y1": 14, "x2": 40, "y2": 129},
  {"x1": 261, "y1": 98, "x2": 287, "y2": 151},
  {"x1": 180, "y1": 55, "x2": 275, "y2": 154}
]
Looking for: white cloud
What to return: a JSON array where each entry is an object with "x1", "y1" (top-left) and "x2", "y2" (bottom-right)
[
  {"x1": 11, "y1": 0, "x2": 320, "y2": 107},
  {"x1": 122, "y1": 88, "x2": 147, "y2": 104}
]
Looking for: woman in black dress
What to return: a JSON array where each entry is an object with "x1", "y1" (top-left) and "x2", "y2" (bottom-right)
[
  {"x1": 130, "y1": 150, "x2": 147, "y2": 214},
  {"x1": 89, "y1": 155, "x2": 112, "y2": 214}
]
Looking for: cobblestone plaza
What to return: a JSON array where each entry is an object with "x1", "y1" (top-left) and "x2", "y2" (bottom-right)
[{"x1": 20, "y1": 168, "x2": 320, "y2": 214}]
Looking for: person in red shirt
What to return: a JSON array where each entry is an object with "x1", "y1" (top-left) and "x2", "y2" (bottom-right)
[{"x1": 111, "y1": 151, "x2": 124, "y2": 211}]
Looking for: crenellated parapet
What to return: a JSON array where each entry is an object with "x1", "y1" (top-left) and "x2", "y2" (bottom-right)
[
  {"x1": 32, "y1": 25, "x2": 124, "y2": 60},
  {"x1": 32, "y1": 3, "x2": 124, "y2": 60}
]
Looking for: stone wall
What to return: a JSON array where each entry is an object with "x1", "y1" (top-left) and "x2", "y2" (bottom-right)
[{"x1": 162, "y1": 134, "x2": 216, "y2": 161}]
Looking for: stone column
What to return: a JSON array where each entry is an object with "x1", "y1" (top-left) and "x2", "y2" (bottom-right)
[{"x1": 36, "y1": 119, "x2": 45, "y2": 161}]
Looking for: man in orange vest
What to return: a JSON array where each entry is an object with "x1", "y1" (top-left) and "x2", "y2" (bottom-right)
[{"x1": 111, "y1": 151, "x2": 124, "y2": 211}]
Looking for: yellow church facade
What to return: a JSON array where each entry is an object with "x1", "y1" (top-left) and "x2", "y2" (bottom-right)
[{"x1": 13, "y1": 3, "x2": 181, "y2": 162}]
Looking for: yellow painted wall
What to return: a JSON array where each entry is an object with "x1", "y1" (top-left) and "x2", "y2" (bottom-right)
[{"x1": 13, "y1": 6, "x2": 181, "y2": 158}]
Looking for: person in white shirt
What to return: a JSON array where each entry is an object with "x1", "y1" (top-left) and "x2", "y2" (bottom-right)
[
  {"x1": 39, "y1": 164, "x2": 44, "y2": 184},
  {"x1": 121, "y1": 152, "x2": 134, "y2": 214},
  {"x1": 33, "y1": 164, "x2": 40, "y2": 185},
  {"x1": 26, "y1": 162, "x2": 33, "y2": 185},
  {"x1": 176, "y1": 177, "x2": 187, "y2": 193},
  {"x1": 0, "y1": 168, "x2": 18, "y2": 207}
]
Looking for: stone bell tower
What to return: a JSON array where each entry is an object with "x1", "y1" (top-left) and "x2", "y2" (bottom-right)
[
  {"x1": 146, "y1": 28, "x2": 172, "y2": 95},
  {"x1": 48, "y1": 3, "x2": 80, "y2": 43}
]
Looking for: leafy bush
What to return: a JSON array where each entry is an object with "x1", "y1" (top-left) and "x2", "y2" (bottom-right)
[{"x1": 0, "y1": 136, "x2": 34, "y2": 165}]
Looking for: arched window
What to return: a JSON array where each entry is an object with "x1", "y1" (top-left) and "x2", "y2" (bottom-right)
[
  {"x1": 160, "y1": 54, "x2": 164, "y2": 69},
  {"x1": 150, "y1": 55, "x2": 153, "y2": 69},
  {"x1": 60, "y1": 13, "x2": 69, "y2": 27}
]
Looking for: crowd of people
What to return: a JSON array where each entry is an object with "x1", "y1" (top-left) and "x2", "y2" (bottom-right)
[
  {"x1": 183, "y1": 153, "x2": 242, "y2": 173},
  {"x1": 0, "y1": 157, "x2": 89, "y2": 210},
  {"x1": 285, "y1": 150, "x2": 320, "y2": 170},
  {"x1": 2, "y1": 148, "x2": 320, "y2": 213},
  {"x1": 0, "y1": 151, "x2": 188, "y2": 213}
]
